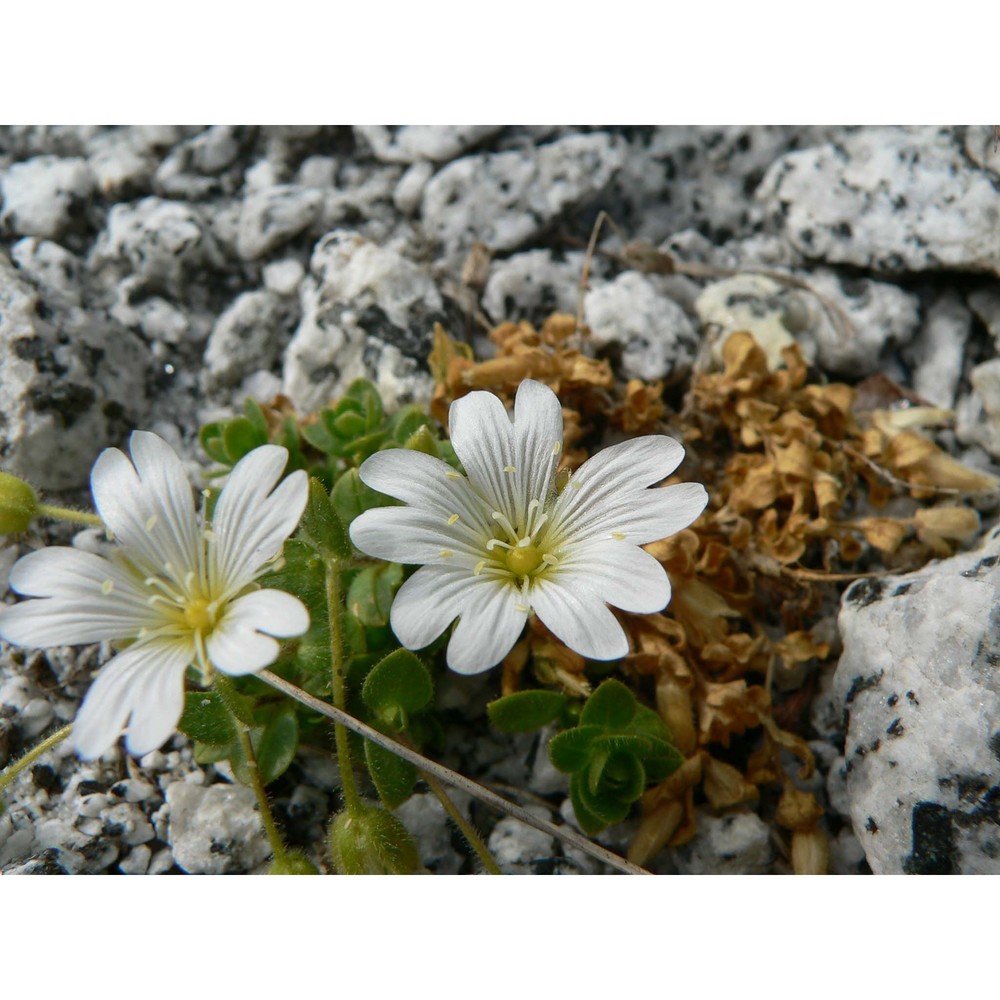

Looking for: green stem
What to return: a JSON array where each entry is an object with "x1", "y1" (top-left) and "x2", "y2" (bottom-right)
[
  {"x1": 0, "y1": 724, "x2": 72, "y2": 797},
  {"x1": 326, "y1": 556, "x2": 362, "y2": 815},
  {"x1": 215, "y1": 676, "x2": 288, "y2": 865},
  {"x1": 36, "y1": 503, "x2": 104, "y2": 528},
  {"x1": 421, "y1": 767, "x2": 502, "y2": 875},
  {"x1": 259, "y1": 670, "x2": 650, "y2": 876}
]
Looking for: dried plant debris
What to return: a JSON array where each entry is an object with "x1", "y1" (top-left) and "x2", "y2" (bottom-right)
[{"x1": 431, "y1": 316, "x2": 998, "y2": 872}]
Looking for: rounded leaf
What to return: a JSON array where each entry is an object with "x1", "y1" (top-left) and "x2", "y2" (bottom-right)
[
  {"x1": 580, "y1": 678, "x2": 637, "y2": 731},
  {"x1": 547, "y1": 724, "x2": 604, "y2": 774},
  {"x1": 488, "y1": 689, "x2": 568, "y2": 734},
  {"x1": 362, "y1": 648, "x2": 434, "y2": 722}
]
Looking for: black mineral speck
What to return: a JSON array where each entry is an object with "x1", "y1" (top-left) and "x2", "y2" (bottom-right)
[
  {"x1": 903, "y1": 802, "x2": 957, "y2": 874},
  {"x1": 31, "y1": 763, "x2": 56, "y2": 790},
  {"x1": 846, "y1": 577, "x2": 884, "y2": 608},
  {"x1": 887, "y1": 694, "x2": 899, "y2": 708},
  {"x1": 76, "y1": 779, "x2": 105, "y2": 796},
  {"x1": 886, "y1": 718, "x2": 905, "y2": 739},
  {"x1": 845, "y1": 670, "x2": 884, "y2": 704},
  {"x1": 988, "y1": 730, "x2": 1000, "y2": 765},
  {"x1": 865, "y1": 817, "x2": 879, "y2": 833}
]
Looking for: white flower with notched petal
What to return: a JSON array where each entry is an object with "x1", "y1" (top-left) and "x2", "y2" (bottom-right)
[
  {"x1": 0, "y1": 433, "x2": 309, "y2": 759},
  {"x1": 350, "y1": 380, "x2": 708, "y2": 675}
]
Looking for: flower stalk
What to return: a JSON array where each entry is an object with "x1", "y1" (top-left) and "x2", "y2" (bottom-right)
[
  {"x1": 35, "y1": 504, "x2": 104, "y2": 528},
  {"x1": 0, "y1": 724, "x2": 72, "y2": 798}
]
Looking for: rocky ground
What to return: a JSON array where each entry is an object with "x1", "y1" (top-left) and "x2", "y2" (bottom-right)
[{"x1": 1, "y1": 125, "x2": 998, "y2": 874}]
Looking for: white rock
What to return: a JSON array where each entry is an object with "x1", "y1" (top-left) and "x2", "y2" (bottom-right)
[
  {"x1": 908, "y1": 291, "x2": 970, "y2": 408},
  {"x1": 481, "y1": 249, "x2": 589, "y2": 325},
  {"x1": 834, "y1": 528, "x2": 1000, "y2": 873},
  {"x1": 394, "y1": 792, "x2": 466, "y2": 874},
  {"x1": 967, "y1": 286, "x2": 1000, "y2": 350},
  {"x1": 263, "y1": 258, "x2": 305, "y2": 297},
  {"x1": 203, "y1": 289, "x2": 291, "y2": 389},
  {"x1": 282, "y1": 230, "x2": 437, "y2": 412},
  {"x1": 0, "y1": 155, "x2": 94, "y2": 238},
  {"x1": 585, "y1": 271, "x2": 699, "y2": 382},
  {"x1": 393, "y1": 161, "x2": 434, "y2": 216},
  {"x1": 758, "y1": 127, "x2": 1000, "y2": 276},
  {"x1": 236, "y1": 185, "x2": 323, "y2": 260},
  {"x1": 118, "y1": 844, "x2": 152, "y2": 875},
  {"x1": 488, "y1": 808, "x2": 557, "y2": 874},
  {"x1": 956, "y1": 358, "x2": 1000, "y2": 459},
  {"x1": 10, "y1": 237, "x2": 82, "y2": 306},
  {"x1": 357, "y1": 125, "x2": 503, "y2": 165},
  {"x1": 166, "y1": 782, "x2": 271, "y2": 874},
  {"x1": 421, "y1": 133, "x2": 627, "y2": 263},
  {"x1": 673, "y1": 810, "x2": 773, "y2": 874}
]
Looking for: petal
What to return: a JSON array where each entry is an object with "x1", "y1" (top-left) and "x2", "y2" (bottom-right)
[
  {"x1": 555, "y1": 540, "x2": 671, "y2": 613},
  {"x1": 0, "y1": 548, "x2": 157, "y2": 647},
  {"x1": 552, "y1": 481, "x2": 708, "y2": 547},
  {"x1": 206, "y1": 589, "x2": 309, "y2": 676},
  {"x1": 350, "y1": 506, "x2": 483, "y2": 565},
  {"x1": 447, "y1": 389, "x2": 520, "y2": 521},
  {"x1": 530, "y1": 577, "x2": 630, "y2": 661},
  {"x1": 91, "y1": 431, "x2": 200, "y2": 580},
  {"x1": 389, "y1": 564, "x2": 474, "y2": 649},
  {"x1": 511, "y1": 379, "x2": 564, "y2": 516},
  {"x1": 72, "y1": 638, "x2": 192, "y2": 760},
  {"x1": 210, "y1": 446, "x2": 308, "y2": 594},
  {"x1": 446, "y1": 580, "x2": 528, "y2": 675}
]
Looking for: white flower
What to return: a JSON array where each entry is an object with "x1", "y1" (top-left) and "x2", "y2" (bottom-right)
[
  {"x1": 0, "y1": 432, "x2": 310, "y2": 759},
  {"x1": 350, "y1": 379, "x2": 708, "y2": 674}
]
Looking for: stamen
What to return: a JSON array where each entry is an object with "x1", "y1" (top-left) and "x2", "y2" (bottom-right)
[
  {"x1": 515, "y1": 603, "x2": 531, "y2": 613},
  {"x1": 100, "y1": 579, "x2": 115, "y2": 595},
  {"x1": 445, "y1": 471, "x2": 462, "y2": 480},
  {"x1": 503, "y1": 465, "x2": 516, "y2": 474},
  {"x1": 145, "y1": 514, "x2": 158, "y2": 531},
  {"x1": 527, "y1": 499, "x2": 540, "y2": 515},
  {"x1": 144, "y1": 576, "x2": 184, "y2": 603},
  {"x1": 541, "y1": 554, "x2": 559, "y2": 566},
  {"x1": 447, "y1": 513, "x2": 460, "y2": 525},
  {"x1": 439, "y1": 549, "x2": 455, "y2": 558},
  {"x1": 571, "y1": 480, "x2": 582, "y2": 491},
  {"x1": 491, "y1": 510, "x2": 519, "y2": 544},
  {"x1": 552, "y1": 441, "x2": 562, "y2": 455},
  {"x1": 516, "y1": 537, "x2": 533, "y2": 548},
  {"x1": 611, "y1": 532, "x2": 626, "y2": 540},
  {"x1": 474, "y1": 560, "x2": 486, "y2": 576},
  {"x1": 202, "y1": 528, "x2": 215, "y2": 542},
  {"x1": 486, "y1": 539, "x2": 512, "y2": 552}
]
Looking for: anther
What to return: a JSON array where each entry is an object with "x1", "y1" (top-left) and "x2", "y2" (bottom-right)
[
  {"x1": 503, "y1": 465, "x2": 516, "y2": 474},
  {"x1": 101, "y1": 579, "x2": 115, "y2": 595},
  {"x1": 439, "y1": 549, "x2": 455, "y2": 558},
  {"x1": 552, "y1": 441, "x2": 562, "y2": 455},
  {"x1": 515, "y1": 603, "x2": 531, "y2": 613},
  {"x1": 611, "y1": 532, "x2": 626, "y2": 540},
  {"x1": 571, "y1": 480, "x2": 582, "y2": 491},
  {"x1": 145, "y1": 515, "x2": 158, "y2": 531},
  {"x1": 474, "y1": 560, "x2": 486, "y2": 576},
  {"x1": 447, "y1": 513, "x2": 460, "y2": 525},
  {"x1": 445, "y1": 471, "x2": 462, "y2": 480},
  {"x1": 541, "y1": 554, "x2": 559, "y2": 566}
]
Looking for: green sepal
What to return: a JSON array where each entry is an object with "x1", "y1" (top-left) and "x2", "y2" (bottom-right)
[
  {"x1": 580, "y1": 679, "x2": 637, "y2": 730},
  {"x1": 199, "y1": 421, "x2": 231, "y2": 465},
  {"x1": 178, "y1": 691, "x2": 237, "y2": 746},
  {"x1": 328, "y1": 801, "x2": 419, "y2": 875},
  {"x1": 487, "y1": 689, "x2": 568, "y2": 733},
  {"x1": 547, "y1": 724, "x2": 605, "y2": 773},
  {"x1": 268, "y1": 852, "x2": 319, "y2": 875},
  {"x1": 346, "y1": 561, "x2": 404, "y2": 627},
  {"x1": 298, "y1": 478, "x2": 351, "y2": 559},
  {"x1": 362, "y1": 648, "x2": 434, "y2": 728},
  {"x1": 364, "y1": 740, "x2": 419, "y2": 809}
]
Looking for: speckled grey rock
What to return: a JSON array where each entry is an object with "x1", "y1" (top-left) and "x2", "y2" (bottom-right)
[
  {"x1": 481, "y1": 249, "x2": 592, "y2": 326},
  {"x1": 967, "y1": 286, "x2": 1000, "y2": 350},
  {"x1": 834, "y1": 528, "x2": 1000, "y2": 873},
  {"x1": 421, "y1": 133, "x2": 627, "y2": 264},
  {"x1": 282, "y1": 230, "x2": 440, "y2": 412},
  {"x1": 357, "y1": 126, "x2": 503, "y2": 165},
  {"x1": 0, "y1": 253, "x2": 149, "y2": 489},
  {"x1": 758, "y1": 127, "x2": 1000, "y2": 276},
  {"x1": 907, "y1": 291, "x2": 971, "y2": 408},
  {"x1": 0, "y1": 155, "x2": 95, "y2": 239},
  {"x1": 165, "y1": 781, "x2": 271, "y2": 874},
  {"x1": 585, "y1": 271, "x2": 699, "y2": 383},
  {"x1": 956, "y1": 359, "x2": 1000, "y2": 459},
  {"x1": 92, "y1": 196, "x2": 222, "y2": 294},
  {"x1": 488, "y1": 808, "x2": 560, "y2": 875},
  {"x1": 154, "y1": 125, "x2": 249, "y2": 200},
  {"x1": 236, "y1": 185, "x2": 323, "y2": 260},
  {"x1": 394, "y1": 792, "x2": 469, "y2": 874},
  {"x1": 203, "y1": 289, "x2": 296, "y2": 390},
  {"x1": 672, "y1": 810, "x2": 773, "y2": 874}
]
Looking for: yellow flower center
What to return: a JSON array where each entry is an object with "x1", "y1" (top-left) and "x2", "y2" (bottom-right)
[
  {"x1": 505, "y1": 543, "x2": 542, "y2": 577},
  {"x1": 183, "y1": 597, "x2": 217, "y2": 633}
]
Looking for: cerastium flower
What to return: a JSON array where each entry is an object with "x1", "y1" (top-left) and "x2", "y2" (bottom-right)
[
  {"x1": 350, "y1": 380, "x2": 708, "y2": 674},
  {"x1": 0, "y1": 432, "x2": 309, "y2": 759}
]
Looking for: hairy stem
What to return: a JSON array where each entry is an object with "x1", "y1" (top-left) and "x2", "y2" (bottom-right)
[
  {"x1": 0, "y1": 724, "x2": 72, "y2": 798},
  {"x1": 36, "y1": 503, "x2": 104, "y2": 528},
  {"x1": 259, "y1": 670, "x2": 650, "y2": 876},
  {"x1": 420, "y1": 767, "x2": 502, "y2": 875},
  {"x1": 326, "y1": 557, "x2": 361, "y2": 815}
]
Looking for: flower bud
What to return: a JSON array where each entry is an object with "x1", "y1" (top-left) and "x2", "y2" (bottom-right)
[
  {"x1": 0, "y1": 472, "x2": 39, "y2": 533},
  {"x1": 328, "y1": 802, "x2": 420, "y2": 875},
  {"x1": 268, "y1": 851, "x2": 320, "y2": 874}
]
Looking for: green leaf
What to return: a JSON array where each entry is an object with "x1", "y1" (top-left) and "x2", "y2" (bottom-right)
[
  {"x1": 255, "y1": 706, "x2": 299, "y2": 786},
  {"x1": 179, "y1": 691, "x2": 236, "y2": 745},
  {"x1": 487, "y1": 689, "x2": 568, "y2": 733},
  {"x1": 590, "y1": 749, "x2": 645, "y2": 803},
  {"x1": 347, "y1": 562, "x2": 404, "y2": 628},
  {"x1": 364, "y1": 740, "x2": 418, "y2": 809},
  {"x1": 298, "y1": 478, "x2": 350, "y2": 559},
  {"x1": 301, "y1": 421, "x2": 334, "y2": 453},
  {"x1": 388, "y1": 405, "x2": 432, "y2": 444},
  {"x1": 333, "y1": 410, "x2": 367, "y2": 439},
  {"x1": 223, "y1": 416, "x2": 268, "y2": 463},
  {"x1": 547, "y1": 724, "x2": 604, "y2": 773},
  {"x1": 569, "y1": 773, "x2": 631, "y2": 834},
  {"x1": 344, "y1": 378, "x2": 384, "y2": 430},
  {"x1": 199, "y1": 422, "x2": 231, "y2": 466},
  {"x1": 627, "y1": 703, "x2": 672, "y2": 742},
  {"x1": 362, "y1": 648, "x2": 434, "y2": 727},
  {"x1": 580, "y1": 678, "x2": 637, "y2": 731},
  {"x1": 332, "y1": 467, "x2": 397, "y2": 528},
  {"x1": 244, "y1": 397, "x2": 269, "y2": 438},
  {"x1": 642, "y1": 741, "x2": 685, "y2": 784}
]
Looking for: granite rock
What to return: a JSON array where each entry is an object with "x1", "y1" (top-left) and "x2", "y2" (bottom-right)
[
  {"x1": 758, "y1": 127, "x2": 1000, "y2": 276},
  {"x1": 956, "y1": 358, "x2": 1000, "y2": 460},
  {"x1": 481, "y1": 249, "x2": 592, "y2": 327},
  {"x1": 421, "y1": 133, "x2": 627, "y2": 264},
  {"x1": 907, "y1": 290, "x2": 971, "y2": 408},
  {"x1": 834, "y1": 529, "x2": 1000, "y2": 873},
  {"x1": 236, "y1": 184, "x2": 324, "y2": 260},
  {"x1": 282, "y1": 230, "x2": 440, "y2": 412},
  {"x1": 0, "y1": 155, "x2": 95, "y2": 239},
  {"x1": 357, "y1": 125, "x2": 503, "y2": 164},
  {"x1": 672, "y1": 810, "x2": 774, "y2": 875}
]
